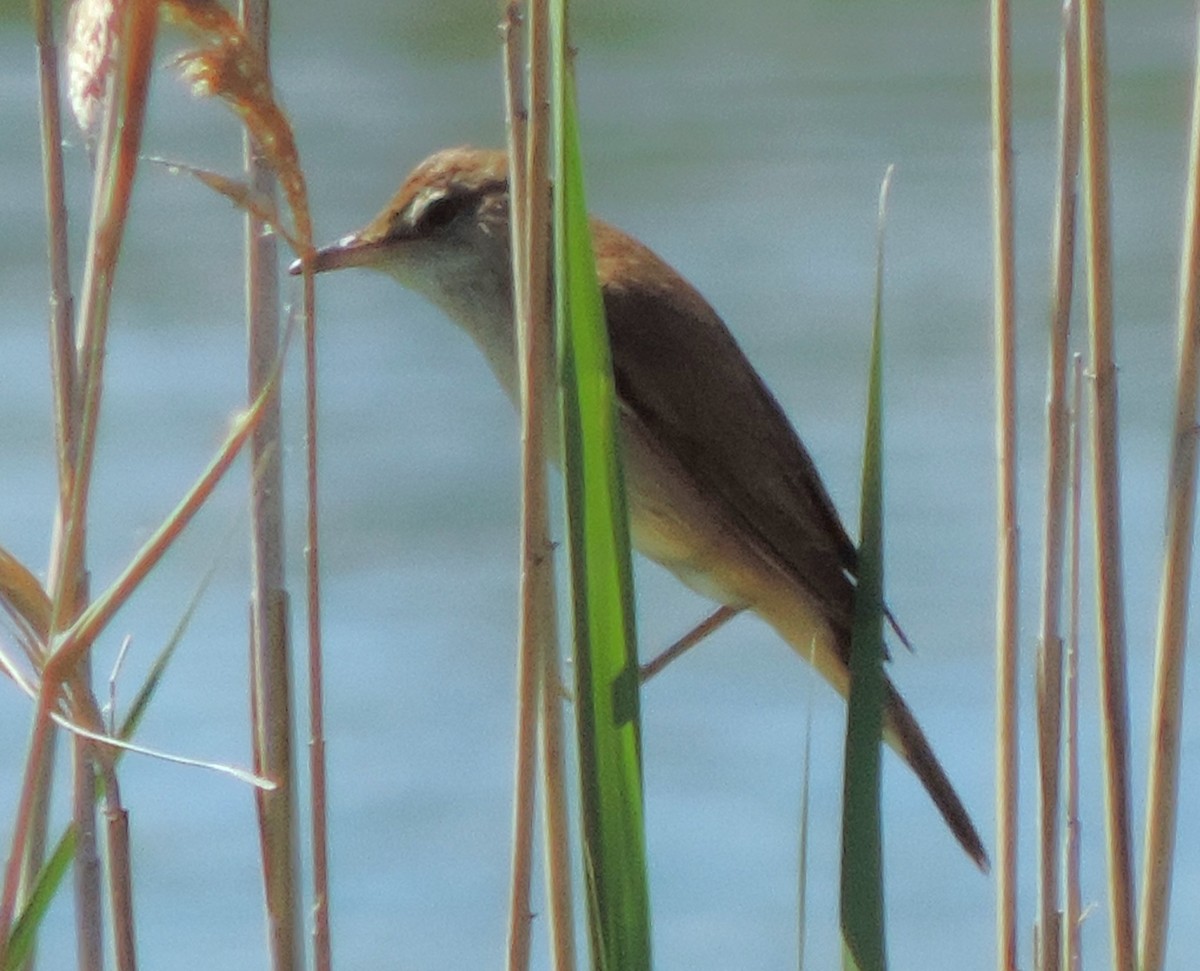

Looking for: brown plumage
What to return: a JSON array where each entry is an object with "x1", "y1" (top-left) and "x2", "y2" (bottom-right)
[{"x1": 300, "y1": 146, "x2": 988, "y2": 871}]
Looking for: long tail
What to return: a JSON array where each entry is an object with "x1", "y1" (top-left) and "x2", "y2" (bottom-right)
[{"x1": 883, "y1": 678, "x2": 990, "y2": 872}]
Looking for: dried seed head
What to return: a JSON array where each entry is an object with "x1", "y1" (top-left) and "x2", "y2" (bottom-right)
[{"x1": 66, "y1": 0, "x2": 126, "y2": 139}]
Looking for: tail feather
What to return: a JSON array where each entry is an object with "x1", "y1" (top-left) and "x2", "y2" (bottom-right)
[{"x1": 883, "y1": 677, "x2": 990, "y2": 872}]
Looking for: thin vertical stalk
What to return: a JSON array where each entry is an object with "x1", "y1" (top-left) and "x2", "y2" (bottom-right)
[
  {"x1": 526, "y1": 1, "x2": 576, "y2": 966},
  {"x1": 0, "y1": 691, "x2": 59, "y2": 966},
  {"x1": 1137, "y1": 4, "x2": 1200, "y2": 966},
  {"x1": 302, "y1": 198, "x2": 331, "y2": 971},
  {"x1": 502, "y1": 3, "x2": 540, "y2": 967},
  {"x1": 71, "y1": 667, "x2": 102, "y2": 971},
  {"x1": 1063, "y1": 355, "x2": 1084, "y2": 971},
  {"x1": 538, "y1": 639, "x2": 575, "y2": 971},
  {"x1": 1035, "y1": 3, "x2": 1081, "y2": 969},
  {"x1": 238, "y1": 0, "x2": 301, "y2": 967},
  {"x1": 32, "y1": 0, "x2": 78, "y2": 488},
  {"x1": 37, "y1": 3, "x2": 157, "y2": 966},
  {"x1": 989, "y1": 0, "x2": 1020, "y2": 967},
  {"x1": 32, "y1": 1, "x2": 77, "y2": 957},
  {"x1": 1078, "y1": 0, "x2": 1136, "y2": 966},
  {"x1": 47, "y1": 0, "x2": 156, "y2": 663},
  {"x1": 284, "y1": 55, "x2": 331, "y2": 971},
  {"x1": 15, "y1": 735, "x2": 54, "y2": 971},
  {"x1": 797, "y1": 649, "x2": 817, "y2": 971},
  {"x1": 100, "y1": 769, "x2": 136, "y2": 971},
  {"x1": 36, "y1": 22, "x2": 84, "y2": 932}
]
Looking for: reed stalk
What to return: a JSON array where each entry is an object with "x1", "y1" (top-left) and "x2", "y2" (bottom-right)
[
  {"x1": 1135, "y1": 5, "x2": 1200, "y2": 967},
  {"x1": 1034, "y1": 3, "x2": 1081, "y2": 968},
  {"x1": 988, "y1": 0, "x2": 1020, "y2": 967},
  {"x1": 30, "y1": 0, "x2": 76, "y2": 962},
  {"x1": 1078, "y1": 1, "x2": 1137, "y2": 965},
  {"x1": 1063, "y1": 355, "x2": 1084, "y2": 971},
  {"x1": 236, "y1": 0, "x2": 303, "y2": 965}
]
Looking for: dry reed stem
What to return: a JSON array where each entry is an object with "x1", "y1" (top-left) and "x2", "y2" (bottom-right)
[
  {"x1": 1077, "y1": 0, "x2": 1139, "y2": 963},
  {"x1": 538, "y1": 629, "x2": 576, "y2": 971},
  {"x1": 190, "y1": 0, "x2": 306, "y2": 962},
  {"x1": 34, "y1": 3, "x2": 158, "y2": 965},
  {"x1": 164, "y1": 24, "x2": 315, "y2": 952},
  {"x1": 43, "y1": 2, "x2": 84, "y2": 910},
  {"x1": 237, "y1": 27, "x2": 298, "y2": 971},
  {"x1": 1078, "y1": 0, "x2": 1137, "y2": 966},
  {"x1": 34, "y1": 0, "x2": 79, "y2": 512},
  {"x1": 4, "y1": 4, "x2": 313, "y2": 963},
  {"x1": 302, "y1": 226, "x2": 332, "y2": 971},
  {"x1": 1136, "y1": 6, "x2": 1200, "y2": 967},
  {"x1": 502, "y1": 3, "x2": 540, "y2": 966},
  {"x1": 284, "y1": 75, "x2": 330, "y2": 971},
  {"x1": 48, "y1": 1, "x2": 156, "y2": 633},
  {"x1": 989, "y1": 0, "x2": 1020, "y2": 967},
  {"x1": 1063, "y1": 355, "x2": 1084, "y2": 971},
  {"x1": 155, "y1": 152, "x2": 324, "y2": 966},
  {"x1": 154, "y1": 78, "x2": 330, "y2": 956},
  {"x1": 166, "y1": 8, "x2": 324, "y2": 958},
  {"x1": 101, "y1": 769, "x2": 136, "y2": 971},
  {"x1": 72, "y1": 663, "x2": 103, "y2": 971},
  {"x1": 1035, "y1": 3, "x2": 1081, "y2": 968},
  {"x1": 526, "y1": 0, "x2": 577, "y2": 966},
  {"x1": 0, "y1": 691, "x2": 58, "y2": 967}
]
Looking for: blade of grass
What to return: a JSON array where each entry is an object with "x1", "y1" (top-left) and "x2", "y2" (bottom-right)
[
  {"x1": 2, "y1": 833, "x2": 72, "y2": 971},
  {"x1": 551, "y1": 4, "x2": 652, "y2": 966},
  {"x1": 839, "y1": 166, "x2": 893, "y2": 971}
]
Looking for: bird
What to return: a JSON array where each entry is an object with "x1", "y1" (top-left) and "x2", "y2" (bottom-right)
[{"x1": 293, "y1": 145, "x2": 988, "y2": 871}]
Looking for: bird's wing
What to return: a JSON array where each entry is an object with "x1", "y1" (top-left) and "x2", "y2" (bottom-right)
[
  {"x1": 592, "y1": 225, "x2": 986, "y2": 869},
  {"x1": 592, "y1": 220, "x2": 861, "y2": 642}
]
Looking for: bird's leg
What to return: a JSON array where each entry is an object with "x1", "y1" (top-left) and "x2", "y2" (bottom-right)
[{"x1": 639, "y1": 604, "x2": 742, "y2": 682}]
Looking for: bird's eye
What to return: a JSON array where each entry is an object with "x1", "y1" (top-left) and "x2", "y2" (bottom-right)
[{"x1": 414, "y1": 192, "x2": 466, "y2": 233}]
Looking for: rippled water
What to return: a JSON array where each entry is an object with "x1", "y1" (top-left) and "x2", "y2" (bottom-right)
[{"x1": 2, "y1": 1, "x2": 1198, "y2": 967}]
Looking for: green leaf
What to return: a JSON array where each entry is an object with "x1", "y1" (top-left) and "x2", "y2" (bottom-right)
[
  {"x1": 839, "y1": 167, "x2": 895, "y2": 971},
  {"x1": 551, "y1": 4, "x2": 652, "y2": 968},
  {"x1": 3, "y1": 830, "x2": 75, "y2": 971}
]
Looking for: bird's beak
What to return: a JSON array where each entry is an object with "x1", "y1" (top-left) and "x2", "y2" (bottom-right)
[{"x1": 288, "y1": 232, "x2": 389, "y2": 277}]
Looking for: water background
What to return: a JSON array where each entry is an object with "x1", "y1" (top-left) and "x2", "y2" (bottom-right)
[{"x1": 2, "y1": 1, "x2": 1199, "y2": 967}]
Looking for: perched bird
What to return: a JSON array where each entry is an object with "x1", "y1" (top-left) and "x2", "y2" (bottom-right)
[{"x1": 294, "y1": 146, "x2": 988, "y2": 870}]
